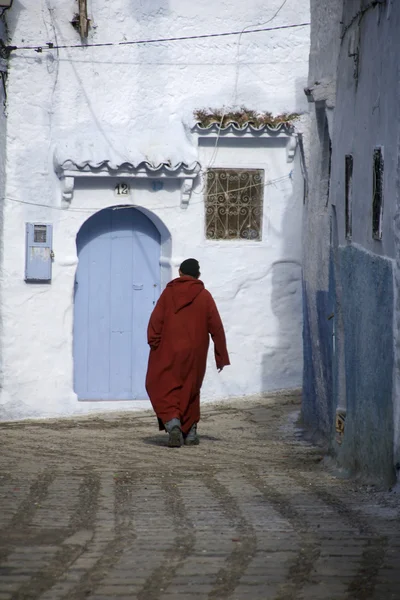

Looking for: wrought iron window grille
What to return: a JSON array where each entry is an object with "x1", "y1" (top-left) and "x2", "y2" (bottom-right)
[{"x1": 205, "y1": 168, "x2": 264, "y2": 241}]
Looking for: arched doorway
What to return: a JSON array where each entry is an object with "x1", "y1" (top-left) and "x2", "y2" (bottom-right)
[{"x1": 73, "y1": 207, "x2": 161, "y2": 400}]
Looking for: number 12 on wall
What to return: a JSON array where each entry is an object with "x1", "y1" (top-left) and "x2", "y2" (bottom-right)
[{"x1": 115, "y1": 183, "x2": 130, "y2": 196}]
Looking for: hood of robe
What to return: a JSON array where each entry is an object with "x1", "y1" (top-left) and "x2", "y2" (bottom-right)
[{"x1": 167, "y1": 276, "x2": 205, "y2": 313}]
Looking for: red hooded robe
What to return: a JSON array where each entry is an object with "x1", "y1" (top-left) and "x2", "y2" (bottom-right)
[{"x1": 145, "y1": 276, "x2": 230, "y2": 434}]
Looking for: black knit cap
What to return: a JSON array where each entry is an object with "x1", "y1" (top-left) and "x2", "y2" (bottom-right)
[{"x1": 180, "y1": 258, "x2": 200, "y2": 279}]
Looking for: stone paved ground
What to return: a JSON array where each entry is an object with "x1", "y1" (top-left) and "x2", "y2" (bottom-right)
[{"x1": 1, "y1": 392, "x2": 400, "y2": 600}]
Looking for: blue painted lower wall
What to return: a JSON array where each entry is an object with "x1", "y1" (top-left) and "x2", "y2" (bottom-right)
[
  {"x1": 338, "y1": 245, "x2": 395, "y2": 484},
  {"x1": 302, "y1": 244, "x2": 395, "y2": 485}
]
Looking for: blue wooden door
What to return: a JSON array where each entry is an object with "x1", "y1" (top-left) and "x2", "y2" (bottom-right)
[{"x1": 74, "y1": 208, "x2": 160, "y2": 400}]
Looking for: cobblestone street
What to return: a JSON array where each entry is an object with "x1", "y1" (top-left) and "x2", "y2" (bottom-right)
[{"x1": 1, "y1": 393, "x2": 400, "y2": 600}]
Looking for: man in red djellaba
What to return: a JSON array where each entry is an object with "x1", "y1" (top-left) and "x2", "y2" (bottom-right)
[{"x1": 146, "y1": 258, "x2": 230, "y2": 447}]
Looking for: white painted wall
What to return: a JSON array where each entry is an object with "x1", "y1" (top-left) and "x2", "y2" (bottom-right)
[
  {"x1": 0, "y1": 0, "x2": 310, "y2": 419},
  {"x1": 0, "y1": 21, "x2": 6, "y2": 231},
  {"x1": 305, "y1": 0, "x2": 400, "y2": 482},
  {"x1": 304, "y1": 0, "x2": 343, "y2": 294},
  {"x1": 0, "y1": 17, "x2": 7, "y2": 417},
  {"x1": 302, "y1": 0, "x2": 343, "y2": 430},
  {"x1": 331, "y1": 1, "x2": 398, "y2": 257},
  {"x1": 326, "y1": 0, "x2": 400, "y2": 468}
]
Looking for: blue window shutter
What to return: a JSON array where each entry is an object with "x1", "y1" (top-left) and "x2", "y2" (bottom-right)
[{"x1": 25, "y1": 223, "x2": 53, "y2": 282}]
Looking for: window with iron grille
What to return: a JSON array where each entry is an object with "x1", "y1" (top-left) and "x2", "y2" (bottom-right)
[
  {"x1": 345, "y1": 154, "x2": 353, "y2": 240},
  {"x1": 205, "y1": 169, "x2": 264, "y2": 240},
  {"x1": 372, "y1": 147, "x2": 384, "y2": 240}
]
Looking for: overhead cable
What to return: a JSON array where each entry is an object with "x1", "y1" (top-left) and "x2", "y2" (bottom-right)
[{"x1": 4, "y1": 22, "x2": 310, "y2": 55}]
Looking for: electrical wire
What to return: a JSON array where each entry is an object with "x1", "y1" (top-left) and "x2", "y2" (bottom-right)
[
  {"x1": 233, "y1": 0, "x2": 289, "y2": 104},
  {"x1": 3, "y1": 6, "x2": 301, "y2": 217},
  {"x1": 6, "y1": 22, "x2": 310, "y2": 54},
  {"x1": 3, "y1": 174, "x2": 292, "y2": 214},
  {"x1": 198, "y1": 1, "x2": 295, "y2": 190}
]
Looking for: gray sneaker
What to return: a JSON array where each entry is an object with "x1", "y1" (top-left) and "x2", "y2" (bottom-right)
[
  {"x1": 168, "y1": 426, "x2": 183, "y2": 448},
  {"x1": 164, "y1": 419, "x2": 183, "y2": 448},
  {"x1": 184, "y1": 423, "x2": 200, "y2": 446}
]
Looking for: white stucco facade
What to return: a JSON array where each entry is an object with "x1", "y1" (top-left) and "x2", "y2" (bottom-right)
[
  {"x1": 0, "y1": 0, "x2": 310, "y2": 420},
  {"x1": 0, "y1": 16, "x2": 6, "y2": 232}
]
